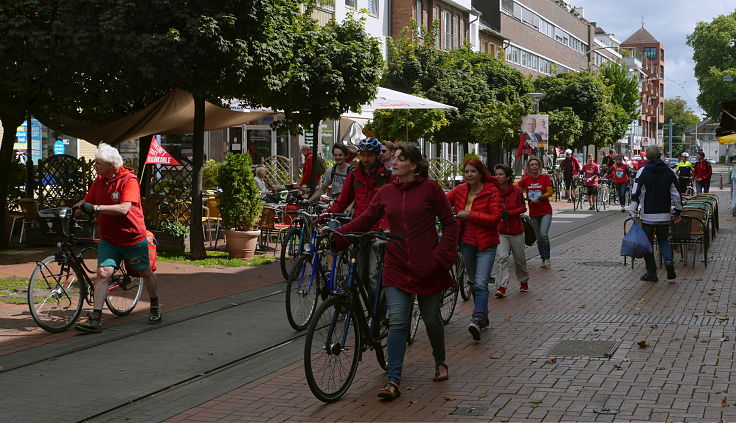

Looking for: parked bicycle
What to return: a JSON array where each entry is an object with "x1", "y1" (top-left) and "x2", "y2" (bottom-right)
[
  {"x1": 304, "y1": 229, "x2": 400, "y2": 402},
  {"x1": 27, "y1": 207, "x2": 143, "y2": 333},
  {"x1": 279, "y1": 201, "x2": 326, "y2": 280},
  {"x1": 597, "y1": 178, "x2": 611, "y2": 211}
]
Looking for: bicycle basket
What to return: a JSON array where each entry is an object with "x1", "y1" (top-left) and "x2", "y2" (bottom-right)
[{"x1": 38, "y1": 207, "x2": 74, "y2": 237}]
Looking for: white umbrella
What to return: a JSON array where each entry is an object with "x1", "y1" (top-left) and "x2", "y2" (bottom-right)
[{"x1": 362, "y1": 87, "x2": 457, "y2": 111}]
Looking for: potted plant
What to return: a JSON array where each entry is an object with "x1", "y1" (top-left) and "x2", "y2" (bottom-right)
[
  {"x1": 153, "y1": 221, "x2": 190, "y2": 254},
  {"x1": 218, "y1": 153, "x2": 262, "y2": 259}
]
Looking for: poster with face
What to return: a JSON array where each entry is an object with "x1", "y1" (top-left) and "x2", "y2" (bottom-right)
[{"x1": 521, "y1": 114, "x2": 549, "y2": 148}]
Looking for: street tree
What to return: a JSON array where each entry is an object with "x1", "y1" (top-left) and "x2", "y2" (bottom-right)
[
  {"x1": 687, "y1": 11, "x2": 736, "y2": 118},
  {"x1": 547, "y1": 108, "x2": 584, "y2": 149},
  {"x1": 367, "y1": 108, "x2": 448, "y2": 142},
  {"x1": 598, "y1": 61, "x2": 640, "y2": 142},
  {"x1": 663, "y1": 97, "x2": 700, "y2": 153},
  {"x1": 274, "y1": 12, "x2": 383, "y2": 163}
]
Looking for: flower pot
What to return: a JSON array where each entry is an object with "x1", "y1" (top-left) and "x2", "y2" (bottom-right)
[
  {"x1": 224, "y1": 229, "x2": 261, "y2": 259},
  {"x1": 151, "y1": 230, "x2": 190, "y2": 254}
]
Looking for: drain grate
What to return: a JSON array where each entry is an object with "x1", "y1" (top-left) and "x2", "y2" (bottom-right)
[
  {"x1": 583, "y1": 261, "x2": 624, "y2": 267},
  {"x1": 450, "y1": 407, "x2": 488, "y2": 416},
  {"x1": 546, "y1": 339, "x2": 621, "y2": 358}
]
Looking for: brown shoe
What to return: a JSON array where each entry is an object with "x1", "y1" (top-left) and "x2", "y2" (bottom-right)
[
  {"x1": 433, "y1": 362, "x2": 449, "y2": 382},
  {"x1": 377, "y1": 382, "x2": 400, "y2": 400}
]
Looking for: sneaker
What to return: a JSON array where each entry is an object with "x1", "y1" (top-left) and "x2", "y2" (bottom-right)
[
  {"x1": 148, "y1": 305, "x2": 162, "y2": 325},
  {"x1": 495, "y1": 287, "x2": 506, "y2": 297},
  {"x1": 75, "y1": 313, "x2": 102, "y2": 333},
  {"x1": 520, "y1": 282, "x2": 529, "y2": 292},
  {"x1": 468, "y1": 314, "x2": 488, "y2": 342},
  {"x1": 665, "y1": 265, "x2": 676, "y2": 280},
  {"x1": 540, "y1": 259, "x2": 551, "y2": 269},
  {"x1": 640, "y1": 273, "x2": 658, "y2": 282}
]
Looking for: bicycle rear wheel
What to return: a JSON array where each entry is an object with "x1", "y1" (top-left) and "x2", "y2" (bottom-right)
[
  {"x1": 304, "y1": 296, "x2": 361, "y2": 402},
  {"x1": 373, "y1": 293, "x2": 388, "y2": 371},
  {"x1": 280, "y1": 226, "x2": 307, "y2": 280},
  {"x1": 106, "y1": 269, "x2": 144, "y2": 316},
  {"x1": 408, "y1": 296, "x2": 421, "y2": 344},
  {"x1": 440, "y1": 284, "x2": 459, "y2": 325},
  {"x1": 28, "y1": 256, "x2": 85, "y2": 333},
  {"x1": 454, "y1": 255, "x2": 471, "y2": 301},
  {"x1": 286, "y1": 254, "x2": 320, "y2": 330}
]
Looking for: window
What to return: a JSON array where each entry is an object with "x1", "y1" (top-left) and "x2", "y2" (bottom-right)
[
  {"x1": 367, "y1": 0, "x2": 378, "y2": 16},
  {"x1": 416, "y1": 0, "x2": 423, "y2": 28},
  {"x1": 660, "y1": 48, "x2": 664, "y2": 60},
  {"x1": 345, "y1": 0, "x2": 356, "y2": 8},
  {"x1": 643, "y1": 47, "x2": 657, "y2": 59},
  {"x1": 660, "y1": 65, "x2": 664, "y2": 78},
  {"x1": 501, "y1": 0, "x2": 513, "y2": 13},
  {"x1": 442, "y1": 10, "x2": 452, "y2": 49},
  {"x1": 660, "y1": 84, "x2": 664, "y2": 97}
]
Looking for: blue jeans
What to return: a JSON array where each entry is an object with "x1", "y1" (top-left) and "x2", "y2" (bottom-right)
[
  {"x1": 384, "y1": 286, "x2": 444, "y2": 384},
  {"x1": 459, "y1": 243, "x2": 497, "y2": 316},
  {"x1": 641, "y1": 223, "x2": 674, "y2": 275},
  {"x1": 696, "y1": 182, "x2": 710, "y2": 194},
  {"x1": 529, "y1": 214, "x2": 552, "y2": 260},
  {"x1": 615, "y1": 183, "x2": 628, "y2": 205}
]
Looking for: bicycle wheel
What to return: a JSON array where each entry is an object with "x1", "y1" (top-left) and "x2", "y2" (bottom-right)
[
  {"x1": 304, "y1": 296, "x2": 361, "y2": 403},
  {"x1": 280, "y1": 226, "x2": 307, "y2": 280},
  {"x1": 286, "y1": 254, "x2": 320, "y2": 330},
  {"x1": 440, "y1": 284, "x2": 459, "y2": 325},
  {"x1": 600, "y1": 187, "x2": 609, "y2": 210},
  {"x1": 407, "y1": 296, "x2": 421, "y2": 344},
  {"x1": 454, "y1": 255, "x2": 471, "y2": 301},
  {"x1": 373, "y1": 293, "x2": 388, "y2": 371},
  {"x1": 28, "y1": 256, "x2": 85, "y2": 333},
  {"x1": 105, "y1": 269, "x2": 144, "y2": 316}
]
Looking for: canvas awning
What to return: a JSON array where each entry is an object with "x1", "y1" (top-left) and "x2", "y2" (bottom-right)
[
  {"x1": 361, "y1": 87, "x2": 457, "y2": 111},
  {"x1": 716, "y1": 99, "x2": 736, "y2": 138},
  {"x1": 37, "y1": 89, "x2": 276, "y2": 146}
]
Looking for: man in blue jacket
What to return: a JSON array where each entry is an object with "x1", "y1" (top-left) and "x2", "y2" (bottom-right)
[{"x1": 630, "y1": 146, "x2": 683, "y2": 282}]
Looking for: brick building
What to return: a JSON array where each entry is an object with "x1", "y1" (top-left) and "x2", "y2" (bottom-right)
[{"x1": 622, "y1": 26, "x2": 665, "y2": 147}]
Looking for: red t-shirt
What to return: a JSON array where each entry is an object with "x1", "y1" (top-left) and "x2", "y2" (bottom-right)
[
  {"x1": 517, "y1": 174, "x2": 553, "y2": 217},
  {"x1": 85, "y1": 167, "x2": 147, "y2": 246},
  {"x1": 582, "y1": 163, "x2": 599, "y2": 186},
  {"x1": 611, "y1": 163, "x2": 630, "y2": 184}
]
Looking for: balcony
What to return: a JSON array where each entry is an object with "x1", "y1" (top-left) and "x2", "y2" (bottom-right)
[{"x1": 441, "y1": 0, "x2": 472, "y2": 12}]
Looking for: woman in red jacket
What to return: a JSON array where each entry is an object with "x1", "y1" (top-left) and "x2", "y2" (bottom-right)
[
  {"x1": 446, "y1": 157, "x2": 502, "y2": 342},
  {"x1": 333, "y1": 144, "x2": 457, "y2": 401},
  {"x1": 493, "y1": 164, "x2": 529, "y2": 297}
]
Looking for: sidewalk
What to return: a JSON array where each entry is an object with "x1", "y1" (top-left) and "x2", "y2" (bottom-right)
[{"x1": 167, "y1": 190, "x2": 736, "y2": 422}]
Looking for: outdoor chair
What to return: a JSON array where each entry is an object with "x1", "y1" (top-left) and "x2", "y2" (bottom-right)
[
  {"x1": 203, "y1": 197, "x2": 222, "y2": 244},
  {"x1": 9, "y1": 198, "x2": 40, "y2": 244},
  {"x1": 256, "y1": 206, "x2": 290, "y2": 256},
  {"x1": 670, "y1": 215, "x2": 707, "y2": 268}
]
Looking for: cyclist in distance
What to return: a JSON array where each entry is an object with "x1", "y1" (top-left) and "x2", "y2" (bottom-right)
[
  {"x1": 73, "y1": 143, "x2": 161, "y2": 333},
  {"x1": 308, "y1": 143, "x2": 354, "y2": 202},
  {"x1": 610, "y1": 155, "x2": 631, "y2": 212},
  {"x1": 581, "y1": 155, "x2": 599, "y2": 211},
  {"x1": 559, "y1": 149, "x2": 581, "y2": 201},
  {"x1": 327, "y1": 137, "x2": 392, "y2": 296},
  {"x1": 330, "y1": 144, "x2": 456, "y2": 401},
  {"x1": 517, "y1": 157, "x2": 554, "y2": 269},
  {"x1": 493, "y1": 164, "x2": 529, "y2": 297},
  {"x1": 675, "y1": 152, "x2": 694, "y2": 194},
  {"x1": 446, "y1": 157, "x2": 502, "y2": 341}
]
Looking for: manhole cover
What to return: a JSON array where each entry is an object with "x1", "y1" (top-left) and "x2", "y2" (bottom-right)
[
  {"x1": 546, "y1": 339, "x2": 621, "y2": 358},
  {"x1": 450, "y1": 407, "x2": 489, "y2": 416},
  {"x1": 583, "y1": 261, "x2": 623, "y2": 267}
]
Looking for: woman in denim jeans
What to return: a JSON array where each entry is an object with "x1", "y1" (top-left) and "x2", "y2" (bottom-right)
[
  {"x1": 517, "y1": 157, "x2": 554, "y2": 268},
  {"x1": 446, "y1": 158, "x2": 502, "y2": 342}
]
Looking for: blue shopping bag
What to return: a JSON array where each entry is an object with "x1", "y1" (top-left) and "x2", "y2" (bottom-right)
[{"x1": 620, "y1": 220, "x2": 653, "y2": 258}]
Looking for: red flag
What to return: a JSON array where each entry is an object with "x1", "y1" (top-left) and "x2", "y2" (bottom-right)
[
  {"x1": 145, "y1": 136, "x2": 180, "y2": 165},
  {"x1": 516, "y1": 133, "x2": 535, "y2": 158}
]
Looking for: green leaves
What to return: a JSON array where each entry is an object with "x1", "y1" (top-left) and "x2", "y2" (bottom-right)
[{"x1": 218, "y1": 153, "x2": 262, "y2": 232}]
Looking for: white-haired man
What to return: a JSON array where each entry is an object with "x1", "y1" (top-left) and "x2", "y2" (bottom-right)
[{"x1": 73, "y1": 143, "x2": 161, "y2": 332}]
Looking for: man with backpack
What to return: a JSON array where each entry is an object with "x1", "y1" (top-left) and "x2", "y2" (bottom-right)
[{"x1": 309, "y1": 144, "x2": 354, "y2": 202}]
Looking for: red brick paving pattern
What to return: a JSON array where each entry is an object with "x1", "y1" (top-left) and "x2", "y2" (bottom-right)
[{"x1": 168, "y1": 191, "x2": 736, "y2": 422}]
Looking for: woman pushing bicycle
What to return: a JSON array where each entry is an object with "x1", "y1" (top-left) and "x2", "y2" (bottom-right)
[{"x1": 329, "y1": 144, "x2": 457, "y2": 401}]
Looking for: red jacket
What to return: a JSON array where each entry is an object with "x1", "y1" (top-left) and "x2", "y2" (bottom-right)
[
  {"x1": 335, "y1": 177, "x2": 457, "y2": 296},
  {"x1": 299, "y1": 152, "x2": 320, "y2": 186},
  {"x1": 560, "y1": 156, "x2": 581, "y2": 177},
  {"x1": 328, "y1": 163, "x2": 391, "y2": 221},
  {"x1": 694, "y1": 160, "x2": 712, "y2": 184},
  {"x1": 498, "y1": 184, "x2": 526, "y2": 235},
  {"x1": 446, "y1": 179, "x2": 502, "y2": 250}
]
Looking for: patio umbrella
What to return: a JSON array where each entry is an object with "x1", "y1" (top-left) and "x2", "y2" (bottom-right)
[
  {"x1": 718, "y1": 133, "x2": 736, "y2": 144},
  {"x1": 362, "y1": 87, "x2": 457, "y2": 111}
]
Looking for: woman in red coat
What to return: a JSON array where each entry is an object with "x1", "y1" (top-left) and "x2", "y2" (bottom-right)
[
  {"x1": 333, "y1": 144, "x2": 457, "y2": 400},
  {"x1": 446, "y1": 157, "x2": 502, "y2": 342},
  {"x1": 492, "y1": 164, "x2": 529, "y2": 297}
]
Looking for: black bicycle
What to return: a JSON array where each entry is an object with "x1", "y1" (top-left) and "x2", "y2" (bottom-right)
[{"x1": 304, "y1": 229, "x2": 400, "y2": 402}]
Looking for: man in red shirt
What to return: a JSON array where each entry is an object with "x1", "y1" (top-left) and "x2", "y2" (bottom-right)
[
  {"x1": 582, "y1": 155, "x2": 600, "y2": 210},
  {"x1": 609, "y1": 155, "x2": 630, "y2": 212},
  {"x1": 299, "y1": 145, "x2": 320, "y2": 196},
  {"x1": 74, "y1": 143, "x2": 161, "y2": 333},
  {"x1": 693, "y1": 151, "x2": 713, "y2": 193}
]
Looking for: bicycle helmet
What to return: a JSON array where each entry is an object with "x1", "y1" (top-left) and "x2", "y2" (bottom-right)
[
  {"x1": 357, "y1": 137, "x2": 382, "y2": 153},
  {"x1": 681, "y1": 152, "x2": 690, "y2": 158},
  {"x1": 565, "y1": 149, "x2": 573, "y2": 155}
]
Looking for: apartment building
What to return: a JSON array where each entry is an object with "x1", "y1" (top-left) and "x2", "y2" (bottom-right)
[{"x1": 621, "y1": 26, "x2": 665, "y2": 147}]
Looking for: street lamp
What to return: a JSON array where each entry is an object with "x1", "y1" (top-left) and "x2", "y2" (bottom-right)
[{"x1": 527, "y1": 92, "x2": 546, "y2": 113}]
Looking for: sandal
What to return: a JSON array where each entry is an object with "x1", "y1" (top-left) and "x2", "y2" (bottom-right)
[
  {"x1": 433, "y1": 362, "x2": 449, "y2": 382},
  {"x1": 377, "y1": 381, "x2": 401, "y2": 400}
]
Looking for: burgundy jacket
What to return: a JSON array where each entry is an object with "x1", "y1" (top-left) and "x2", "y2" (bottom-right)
[
  {"x1": 694, "y1": 160, "x2": 713, "y2": 185},
  {"x1": 498, "y1": 184, "x2": 526, "y2": 235},
  {"x1": 335, "y1": 177, "x2": 457, "y2": 296},
  {"x1": 446, "y1": 179, "x2": 503, "y2": 249}
]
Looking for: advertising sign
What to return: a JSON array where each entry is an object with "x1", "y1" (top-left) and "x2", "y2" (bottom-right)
[
  {"x1": 145, "y1": 136, "x2": 180, "y2": 165},
  {"x1": 521, "y1": 114, "x2": 549, "y2": 149},
  {"x1": 53, "y1": 140, "x2": 65, "y2": 155}
]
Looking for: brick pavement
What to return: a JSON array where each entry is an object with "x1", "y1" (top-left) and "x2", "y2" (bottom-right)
[{"x1": 167, "y1": 190, "x2": 736, "y2": 422}]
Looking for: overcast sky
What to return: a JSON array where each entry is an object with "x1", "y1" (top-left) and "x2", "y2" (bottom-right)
[{"x1": 570, "y1": 1, "x2": 735, "y2": 118}]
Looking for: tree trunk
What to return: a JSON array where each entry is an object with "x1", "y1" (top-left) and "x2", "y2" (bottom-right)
[
  {"x1": 311, "y1": 119, "x2": 321, "y2": 188},
  {"x1": 0, "y1": 114, "x2": 26, "y2": 248},
  {"x1": 189, "y1": 96, "x2": 206, "y2": 259}
]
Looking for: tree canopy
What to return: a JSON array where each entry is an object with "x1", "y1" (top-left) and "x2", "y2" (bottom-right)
[
  {"x1": 663, "y1": 97, "x2": 700, "y2": 153},
  {"x1": 687, "y1": 11, "x2": 736, "y2": 118}
]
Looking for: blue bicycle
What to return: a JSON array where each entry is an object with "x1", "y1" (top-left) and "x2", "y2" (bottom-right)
[{"x1": 285, "y1": 213, "x2": 352, "y2": 331}]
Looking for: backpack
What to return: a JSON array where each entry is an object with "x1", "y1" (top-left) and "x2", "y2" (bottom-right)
[
  {"x1": 312, "y1": 155, "x2": 327, "y2": 179},
  {"x1": 329, "y1": 164, "x2": 355, "y2": 186}
]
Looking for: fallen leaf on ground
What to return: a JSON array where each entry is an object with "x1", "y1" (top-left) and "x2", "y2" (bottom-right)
[
  {"x1": 578, "y1": 305, "x2": 586, "y2": 309},
  {"x1": 530, "y1": 400, "x2": 542, "y2": 404},
  {"x1": 614, "y1": 365, "x2": 623, "y2": 370},
  {"x1": 546, "y1": 357, "x2": 557, "y2": 364},
  {"x1": 634, "y1": 307, "x2": 641, "y2": 312},
  {"x1": 722, "y1": 398, "x2": 729, "y2": 407},
  {"x1": 530, "y1": 359, "x2": 538, "y2": 363},
  {"x1": 718, "y1": 316, "x2": 729, "y2": 322},
  {"x1": 444, "y1": 396, "x2": 456, "y2": 401},
  {"x1": 706, "y1": 310, "x2": 715, "y2": 314},
  {"x1": 405, "y1": 386, "x2": 415, "y2": 391},
  {"x1": 650, "y1": 324, "x2": 658, "y2": 328},
  {"x1": 409, "y1": 400, "x2": 418, "y2": 405},
  {"x1": 700, "y1": 340, "x2": 708, "y2": 343},
  {"x1": 637, "y1": 341, "x2": 649, "y2": 348},
  {"x1": 640, "y1": 298, "x2": 648, "y2": 302},
  {"x1": 721, "y1": 337, "x2": 730, "y2": 342},
  {"x1": 707, "y1": 291, "x2": 716, "y2": 295},
  {"x1": 504, "y1": 314, "x2": 512, "y2": 321},
  {"x1": 479, "y1": 393, "x2": 488, "y2": 399},
  {"x1": 623, "y1": 357, "x2": 630, "y2": 362},
  {"x1": 489, "y1": 355, "x2": 500, "y2": 359}
]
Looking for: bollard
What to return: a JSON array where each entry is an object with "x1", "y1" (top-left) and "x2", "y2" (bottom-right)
[{"x1": 721, "y1": 174, "x2": 724, "y2": 190}]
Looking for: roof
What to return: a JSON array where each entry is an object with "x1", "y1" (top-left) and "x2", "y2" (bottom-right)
[{"x1": 622, "y1": 27, "x2": 659, "y2": 45}]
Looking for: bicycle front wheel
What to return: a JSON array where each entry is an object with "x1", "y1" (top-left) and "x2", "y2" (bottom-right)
[
  {"x1": 28, "y1": 256, "x2": 85, "y2": 333},
  {"x1": 408, "y1": 296, "x2": 421, "y2": 344},
  {"x1": 454, "y1": 255, "x2": 471, "y2": 301},
  {"x1": 280, "y1": 226, "x2": 307, "y2": 280},
  {"x1": 440, "y1": 284, "x2": 459, "y2": 325},
  {"x1": 304, "y1": 296, "x2": 361, "y2": 403},
  {"x1": 106, "y1": 269, "x2": 144, "y2": 316},
  {"x1": 286, "y1": 254, "x2": 320, "y2": 331}
]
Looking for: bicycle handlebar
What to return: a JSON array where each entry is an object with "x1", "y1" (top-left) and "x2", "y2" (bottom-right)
[{"x1": 323, "y1": 227, "x2": 404, "y2": 245}]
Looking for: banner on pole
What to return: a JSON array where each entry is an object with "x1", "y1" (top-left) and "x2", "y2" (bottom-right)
[
  {"x1": 145, "y1": 136, "x2": 180, "y2": 165},
  {"x1": 516, "y1": 133, "x2": 535, "y2": 157},
  {"x1": 521, "y1": 114, "x2": 548, "y2": 149}
]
